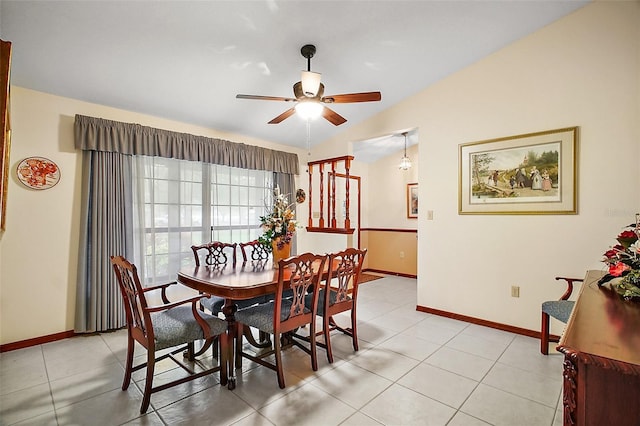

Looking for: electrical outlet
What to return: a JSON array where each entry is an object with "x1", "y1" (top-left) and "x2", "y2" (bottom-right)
[
  {"x1": 399, "y1": 251, "x2": 405, "y2": 258},
  {"x1": 511, "y1": 286, "x2": 520, "y2": 298}
]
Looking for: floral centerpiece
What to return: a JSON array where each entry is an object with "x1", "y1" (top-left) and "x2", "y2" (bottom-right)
[
  {"x1": 598, "y1": 215, "x2": 640, "y2": 301},
  {"x1": 258, "y1": 186, "x2": 297, "y2": 253}
]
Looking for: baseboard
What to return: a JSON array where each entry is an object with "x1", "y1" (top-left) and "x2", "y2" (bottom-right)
[
  {"x1": 417, "y1": 305, "x2": 558, "y2": 341},
  {"x1": 0, "y1": 330, "x2": 76, "y2": 352},
  {"x1": 1, "y1": 307, "x2": 556, "y2": 352},
  {"x1": 363, "y1": 268, "x2": 417, "y2": 279}
]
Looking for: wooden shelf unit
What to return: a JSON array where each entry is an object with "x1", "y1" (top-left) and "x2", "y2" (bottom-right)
[{"x1": 306, "y1": 155, "x2": 355, "y2": 235}]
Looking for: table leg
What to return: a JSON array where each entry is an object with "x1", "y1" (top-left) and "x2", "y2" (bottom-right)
[{"x1": 222, "y1": 300, "x2": 238, "y2": 390}]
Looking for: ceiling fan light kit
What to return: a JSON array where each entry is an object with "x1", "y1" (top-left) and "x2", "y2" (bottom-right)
[
  {"x1": 295, "y1": 100, "x2": 323, "y2": 120},
  {"x1": 236, "y1": 44, "x2": 381, "y2": 126}
]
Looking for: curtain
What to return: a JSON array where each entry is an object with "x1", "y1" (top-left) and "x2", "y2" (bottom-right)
[
  {"x1": 75, "y1": 150, "x2": 133, "y2": 332},
  {"x1": 274, "y1": 172, "x2": 297, "y2": 255},
  {"x1": 74, "y1": 114, "x2": 299, "y2": 174},
  {"x1": 74, "y1": 114, "x2": 299, "y2": 333}
]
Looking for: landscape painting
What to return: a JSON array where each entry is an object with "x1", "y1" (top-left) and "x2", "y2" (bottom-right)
[{"x1": 459, "y1": 127, "x2": 577, "y2": 215}]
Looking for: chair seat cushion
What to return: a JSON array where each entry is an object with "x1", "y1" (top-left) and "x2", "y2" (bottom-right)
[
  {"x1": 236, "y1": 299, "x2": 309, "y2": 333},
  {"x1": 542, "y1": 300, "x2": 575, "y2": 323},
  {"x1": 200, "y1": 295, "x2": 269, "y2": 315},
  {"x1": 151, "y1": 306, "x2": 227, "y2": 351},
  {"x1": 305, "y1": 289, "x2": 351, "y2": 316}
]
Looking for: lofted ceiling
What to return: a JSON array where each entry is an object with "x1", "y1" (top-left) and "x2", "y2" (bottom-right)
[{"x1": 0, "y1": 0, "x2": 588, "y2": 160}]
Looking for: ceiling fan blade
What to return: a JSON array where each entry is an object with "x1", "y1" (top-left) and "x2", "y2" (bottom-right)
[
  {"x1": 236, "y1": 94, "x2": 296, "y2": 102},
  {"x1": 322, "y1": 107, "x2": 347, "y2": 126},
  {"x1": 268, "y1": 108, "x2": 296, "y2": 124},
  {"x1": 322, "y1": 92, "x2": 382, "y2": 104}
]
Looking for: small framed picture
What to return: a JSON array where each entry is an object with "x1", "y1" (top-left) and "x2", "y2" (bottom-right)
[{"x1": 407, "y1": 183, "x2": 418, "y2": 219}]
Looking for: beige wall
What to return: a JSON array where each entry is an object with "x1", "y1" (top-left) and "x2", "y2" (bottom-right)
[
  {"x1": 358, "y1": 141, "x2": 419, "y2": 275},
  {"x1": 316, "y1": 1, "x2": 640, "y2": 335},
  {"x1": 2, "y1": 1, "x2": 638, "y2": 345},
  {"x1": 361, "y1": 230, "x2": 417, "y2": 276}
]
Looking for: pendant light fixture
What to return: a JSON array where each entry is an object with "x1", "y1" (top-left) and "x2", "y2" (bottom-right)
[{"x1": 399, "y1": 132, "x2": 412, "y2": 170}]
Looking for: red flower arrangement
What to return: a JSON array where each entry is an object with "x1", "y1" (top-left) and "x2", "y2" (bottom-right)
[{"x1": 598, "y1": 217, "x2": 640, "y2": 300}]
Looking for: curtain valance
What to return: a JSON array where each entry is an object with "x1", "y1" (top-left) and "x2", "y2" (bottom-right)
[{"x1": 74, "y1": 114, "x2": 299, "y2": 174}]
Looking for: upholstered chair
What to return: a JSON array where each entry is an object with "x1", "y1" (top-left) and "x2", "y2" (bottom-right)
[
  {"x1": 110, "y1": 255, "x2": 228, "y2": 413},
  {"x1": 234, "y1": 252, "x2": 328, "y2": 388},
  {"x1": 307, "y1": 248, "x2": 367, "y2": 363},
  {"x1": 541, "y1": 276, "x2": 583, "y2": 354}
]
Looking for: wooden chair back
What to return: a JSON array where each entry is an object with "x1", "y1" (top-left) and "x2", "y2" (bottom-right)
[
  {"x1": 111, "y1": 255, "x2": 156, "y2": 348},
  {"x1": 275, "y1": 252, "x2": 328, "y2": 334},
  {"x1": 191, "y1": 241, "x2": 237, "y2": 268},
  {"x1": 239, "y1": 240, "x2": 270, "y2": 262},
  {"x1": 325, "y1": 248, "x2": 367, "y2": 312}
]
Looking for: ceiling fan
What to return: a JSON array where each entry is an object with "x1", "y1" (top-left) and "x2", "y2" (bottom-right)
[{"x1": 236, "y1": 44, "x2": 382, "y2": 126}]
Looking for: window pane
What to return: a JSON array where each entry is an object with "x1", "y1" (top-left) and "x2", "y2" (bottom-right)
[
  {"x1": 230, "y1": 206, "x2": 241, "y2": 226},
  {"x1": 237, "y1": 186, "x2": 249, "y2": 205},
  {"x1": 154, "y1": 180, "x2": 168, "y2": 203},
  {"x1": 154, "y1": 205, "x2": 168, "y2": 227},
  {"x1": 217, "y1": 167, "x2": 230, "y2": 184},
  {"x1": 216, "y1": 185, "x2": 230, "y2": 205}
]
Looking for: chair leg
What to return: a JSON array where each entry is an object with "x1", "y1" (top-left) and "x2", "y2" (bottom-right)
[
  {"x1": 140, "y1": 350, "x2": 155, "y2": 413},
  {"x1": 212, "y1": 337, "x2": 219, "y2": 359},
  {"x1": 259, "y1": 330, "x2": 271, "y2": 345},
  {"x1": 323, "y1": 314, "x2": 334, "y2": 364},
  {"x1": 185, "y1": 342, "x2": 195, "y2": 361},
  {"x1": 309, "y1": 318, "x2": 318, "y2": 372},
  {"x1": 350, "y1": 308, "x2": 359, "y2": 352},
  {"x1": 274, "y1": 333, "x2": 285, "y2": 389},
  {"x1": 219, "y1": 332, "x2": 228, "y2": 386},
  {"x1": 122, "y1": 334, "x2": 135, "y2": 390},
  {"x1": 235, "y1": 323, "x2": 243, "y2": 369},
  {"x1": 541, "y1": 312, "x2": 550, "y2": 355}
]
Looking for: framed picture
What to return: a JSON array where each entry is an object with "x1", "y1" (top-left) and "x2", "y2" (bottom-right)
[
  {"x1": 459, "y1": 127, "x2": 578, "y2": 215},
  {"x1": 407, "y1": 182, "x2": 418, "y2": 218}
]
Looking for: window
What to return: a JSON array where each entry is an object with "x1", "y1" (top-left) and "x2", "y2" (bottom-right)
[{"x1": 133, "y1": 156, "x2": 273, "y2": 285}]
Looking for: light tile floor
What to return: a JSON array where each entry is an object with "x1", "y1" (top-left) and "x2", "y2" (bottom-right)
[{"x1": 0, "y1": 276, "x2": 566, "y2": 425}]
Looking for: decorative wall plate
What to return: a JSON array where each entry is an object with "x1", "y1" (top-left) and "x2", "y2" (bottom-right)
[
  {"x1": 16, "y1": 157, "x2": 60, "y2": 190},
  {"x1": 296, "y1": 188, "x2": 306, "y2": 203}
]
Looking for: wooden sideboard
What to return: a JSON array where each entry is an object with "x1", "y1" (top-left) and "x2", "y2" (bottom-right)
[{"x1": 557, "y1": 270, "x2": 640, "y2": 426}]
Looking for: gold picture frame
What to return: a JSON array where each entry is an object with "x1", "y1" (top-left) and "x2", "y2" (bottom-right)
[
  {"x1": 459, "y1": 127, "x2": 578, "y2": 215},
  {"x1": 1, "y1": 40, "x2": 12, "y2": 232},
  {"x1": 407, "y1": 182, "x2": 418, "y2": 219}
]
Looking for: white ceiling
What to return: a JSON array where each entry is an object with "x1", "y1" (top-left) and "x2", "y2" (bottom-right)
[{"x1": 0, "y1": 0, "x2": 588, "y2": 161}]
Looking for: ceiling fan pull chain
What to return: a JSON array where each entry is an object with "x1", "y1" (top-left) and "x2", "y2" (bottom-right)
[{"x1": 306, "y1": 119, "x2": 312, "y2": 156}]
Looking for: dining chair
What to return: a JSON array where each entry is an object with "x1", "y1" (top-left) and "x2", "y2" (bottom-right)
[
  {"x1": 234, "y1": 252, "x2": 328, "y2": 388},
  {"x1": 110, "y1": 255, "x2": 228, "y2": 413},
  {"x1": 239, "y1": 239, "x2": 271, "y2": 262},
  {"x1": 191, "y1": 242, "x2": 237, "y2": 315},
  {"x1": 541, "y1": 276, "x2": 583, "y2": 354},
  {"x1": 191, "y1": 241, "x2": 270, "y2": 356},
  {"x1": 307, "y1": 247, "x2": 367, "y2": 363}
]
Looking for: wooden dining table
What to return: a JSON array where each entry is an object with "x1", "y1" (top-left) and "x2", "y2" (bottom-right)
[{"x1": 177, "y1": 258, "x2": 333, "y2": 389}]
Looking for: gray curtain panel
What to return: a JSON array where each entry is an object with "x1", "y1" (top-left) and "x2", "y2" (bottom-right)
[
  {"x1": 75, "y1": 150, "x2": 132, "y2": 332},
  {"x1": 274, "y1": 172, "x2": 297, "y2": 255},
  {"x1": 74, "y1": 114, "x2": 299, "y2": 333}
]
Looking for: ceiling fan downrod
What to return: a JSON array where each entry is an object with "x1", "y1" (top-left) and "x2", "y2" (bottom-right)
[{"x1": 301, "y1": 44, "x2": 316, "y2": 72}]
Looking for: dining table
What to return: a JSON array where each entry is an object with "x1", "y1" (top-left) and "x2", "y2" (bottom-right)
[{"x1": 177, "y1": 258, "x2": 334, "y2": 389}]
